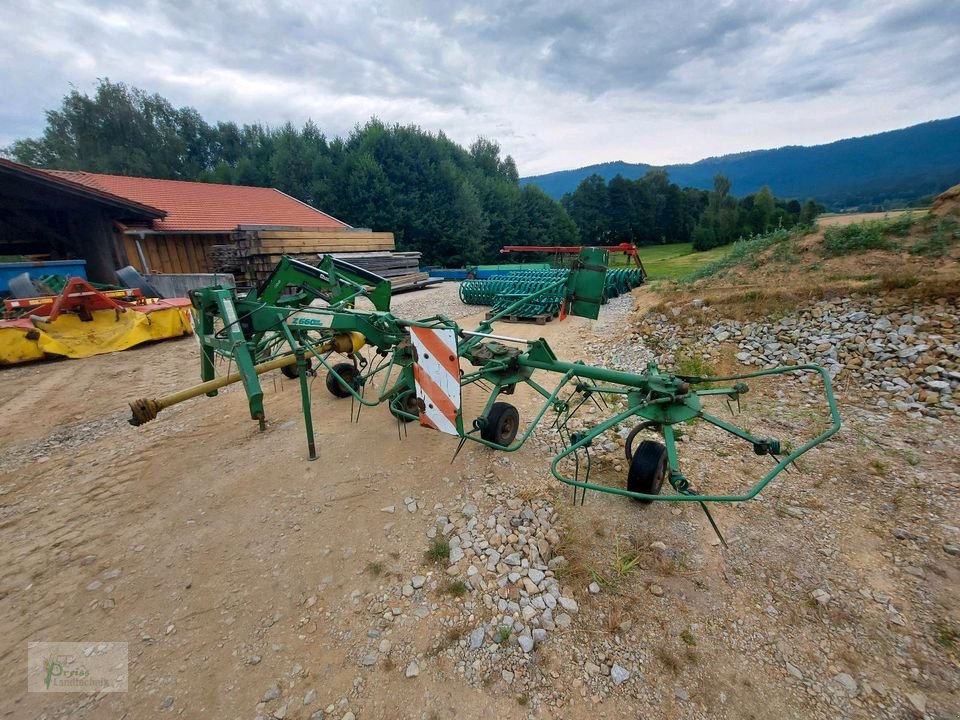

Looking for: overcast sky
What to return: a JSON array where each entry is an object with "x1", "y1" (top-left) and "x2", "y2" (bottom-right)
[{"x1": 1, "y1": 0, "x2": 958, "y2": 175}]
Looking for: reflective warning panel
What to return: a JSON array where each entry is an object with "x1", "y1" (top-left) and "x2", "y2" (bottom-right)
[{"x1": 409, "y1": 326, "x2": 462, "y2": 436}]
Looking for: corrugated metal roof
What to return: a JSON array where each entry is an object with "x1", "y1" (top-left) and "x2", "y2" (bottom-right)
[{"x1": 45, "y1": 170, "x2": 349, "y2": 232}]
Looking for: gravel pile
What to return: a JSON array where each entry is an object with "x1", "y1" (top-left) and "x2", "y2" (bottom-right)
[
  {"x1": 636, "y1": 295, "x2": 960, "y2": 418},
  {"x1": 308, "y1": 484, "x2": 591, "y2": 714}
]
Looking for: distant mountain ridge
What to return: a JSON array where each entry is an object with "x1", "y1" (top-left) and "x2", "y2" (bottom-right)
[{"x1": 520, "y1": 116, "x2": 960, "y2": 209}]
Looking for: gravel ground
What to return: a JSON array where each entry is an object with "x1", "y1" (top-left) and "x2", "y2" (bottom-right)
[
  {"x1": 390, "y1": 282, "x2": 478, "y2": 321},
  {"x1": 391, "y1": 281, "x2": 640, "y2": 329}
]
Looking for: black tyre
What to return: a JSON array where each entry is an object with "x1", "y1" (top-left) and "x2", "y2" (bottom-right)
[
  {"x1": 481, "y1": 402, "x2": 519, "y2": 445},
  {"x1": 281, "y1": 357, "x2": 312, "y2": 379},
  {"x1": 390, "y1": 392, "x2": 420, "y2": 422},
  {"x1": 325, "y1": 362, "x2": 358, "y2": 398},
  {"x1": 627, "y1": 440, "x2": 668, "y2": 504}
]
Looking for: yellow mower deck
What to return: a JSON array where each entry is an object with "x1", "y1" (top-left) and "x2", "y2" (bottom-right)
[{"x1": 0, "y1": 300, "x2": 192, "y2": 366}]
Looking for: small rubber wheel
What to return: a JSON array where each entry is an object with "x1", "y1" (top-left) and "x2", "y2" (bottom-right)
[
  {"x1": 627, "y1": 440, "x2": 668, "y2": 504},
  {"x1": 390, "y1": 392, "x2": 420, "y2": 422},
  {"x1": 280, "y1": 358, "x2": 312, "y2": 379},
  {"x1": 325, "y1": 362, "x2": 358, "y2": 398},
  {"x1": 481, "y1": 402, "x2": 520, "y2": 445}
]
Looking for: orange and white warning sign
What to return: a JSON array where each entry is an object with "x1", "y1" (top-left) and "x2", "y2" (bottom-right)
[{"x1": 410, "y1": 326, "x2": 462, "y2": 435}]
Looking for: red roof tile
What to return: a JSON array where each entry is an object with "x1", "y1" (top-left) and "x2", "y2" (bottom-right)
[{"x1": 44, "y1": 171, "x2": 349, "y2": 233}]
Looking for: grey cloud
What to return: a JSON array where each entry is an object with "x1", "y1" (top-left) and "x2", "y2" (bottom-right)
[{"x1": 0, "y1": 0, "x2": 958, "y2": 171}]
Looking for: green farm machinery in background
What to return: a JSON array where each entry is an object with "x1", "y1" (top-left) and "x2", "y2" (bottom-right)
[
  {"x1": 129, "y1": 248, "x2": 840, "y2": 541},
  {"x1": 459, "y1": 267, "x2": 646, "y2": 319}
]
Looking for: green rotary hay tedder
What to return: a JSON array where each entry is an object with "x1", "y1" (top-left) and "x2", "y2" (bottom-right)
[{"x1": 129, "y1": 249, "x2": 840, "y2": 541}]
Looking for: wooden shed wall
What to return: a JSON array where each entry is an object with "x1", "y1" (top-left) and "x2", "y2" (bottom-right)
[{"x1": 122, "y1": 233, "x2": 229, "y2": 274}]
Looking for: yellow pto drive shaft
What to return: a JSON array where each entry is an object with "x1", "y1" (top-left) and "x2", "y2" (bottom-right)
[{"x1": 129, "y1": 332, "x2": 365, "y2": 426}]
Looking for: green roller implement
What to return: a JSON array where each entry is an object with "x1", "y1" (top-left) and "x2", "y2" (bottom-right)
[{"x1": 459, "y1": 265, "x2": 646, "y2": 318}]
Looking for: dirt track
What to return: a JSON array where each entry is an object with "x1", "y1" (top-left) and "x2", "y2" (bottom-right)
[
  {"x1": 0, "y1": 291, "x2": 607, "y2": 719},
  {"x1": 1, "y1": 285, "x2": 958, "y2": 719}
]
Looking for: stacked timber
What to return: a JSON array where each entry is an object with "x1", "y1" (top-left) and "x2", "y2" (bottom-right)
[
  {"x1": 232, "y1": 226, "x2": 395, "y2": 284},
  {"x1": 209, "y1": 245, "x2": 242, "y2": 272},
  {"x1": 329, "y1": 251, "x2": 438, "y2": 292}
]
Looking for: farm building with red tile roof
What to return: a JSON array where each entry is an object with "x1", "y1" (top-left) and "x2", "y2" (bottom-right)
[{"x1": 1, "y1": 160, "x2": 393, "y2": 281}]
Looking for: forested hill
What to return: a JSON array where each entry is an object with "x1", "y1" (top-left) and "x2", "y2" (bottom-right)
[{"x1": 521, "y1": 116, "x2": 960, "y2": 209}]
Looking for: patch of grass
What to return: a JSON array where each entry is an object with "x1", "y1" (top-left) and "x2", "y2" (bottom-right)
[
  {"x1": 365, "y1": 561, "x2": 385, "y2": 576},
  {"x1": 674, "y1": 352, "x2": 716, "y2": 383},
  {"x1": 589, "y1": 568, "x2": 609, "y2": 587},
  {"x1": 683, "y1": 228, "x2": 794, "y2": 281},
  {"x1": 494, "y1": 626, "x2": 512, "y2": 644},
  {"x1": 604, "y1": 605, "x2": 623, "y2": 634},
  {"x1": 680, "y1": 629, "x2": 697, "y2": 647},
  {"x1": 425, "y1": 538, "x2": 450, "y2": 563},
  {"x1": 868, "y1": 458, "x2": 888, "y2": 476},
  {"x1": 936, "y1": 622, "x2": 957, "y2": 652},
  {"x1": 656, "y1": 646, "x2": 681, "y2": 674},
  {"x1": 516, "y1": 695, "x2": 529, "y2": 706},
  {"x1": 771, "y1": 239, "x2": 800, "y2": 264},
  {"x1": 611, "y1": 537, "x2": 643, "y2": 577},
  {"x1": 821, "y1": 214, "x2": 914, "y2": 256},
  {"x1": 550, "y1": 525, "x2": 590, "y2": 585},
  {"x1": 440, "y1": 580, "x2": 468, "y2": 597},
  {"x1": 911, "y1": 215, "x2": 960, "y2": 256},
  {"x1": 876, "y1": 271, "x2": 919, "y2": 291},
  {"x1": 637, "y1": 242, "x2": 734, "y2": 280}
]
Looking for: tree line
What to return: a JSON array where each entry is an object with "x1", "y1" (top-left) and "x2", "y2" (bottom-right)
[
  {"x1": 562, "y1": 172, "x2": 821, "y2": 250},
  {"x1": 6, "y1": 80, "x2": 820, "y2": 264},
  {"x1": 6, "y1": 81, "x2": 577, "y2": 266}
]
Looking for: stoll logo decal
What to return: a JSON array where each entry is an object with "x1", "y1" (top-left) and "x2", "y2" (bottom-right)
[{"x1": 28, "y1": 642, "x2": 128, "y2": 693}]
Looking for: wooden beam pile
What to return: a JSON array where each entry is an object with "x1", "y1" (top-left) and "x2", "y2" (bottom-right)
[
  {"x1": 208, "y1": 244, "x2": 241, "y2": 272},
  {"x1": 330, "y1": 251, "x2": 434, "y2": 291},
  {"x1": 231, "y1": 226, "x2": 395, "y2": 284}
]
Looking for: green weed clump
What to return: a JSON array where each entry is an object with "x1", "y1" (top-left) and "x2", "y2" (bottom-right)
[
  {"x1": 675, "y1": 353, "x2": 716, "y2": 379},
  {"x1": 876, "y1": 272, "x2": 919, "y2": 291},
  {"x1": 683, "y1": 228, "x2": 793, "y2": 281},
  {"x1": 821, "y1": 213, "x2": 913, "y2": 256},
  {"x1": 440, "y1": 580, "x2": 468, "y2": 597},
  {"x1": 425, "y1": 538, "x2": 450, "y2": 563},
  {"x1": 910, "y1": 215, "x2": 959, "y2": 256}
]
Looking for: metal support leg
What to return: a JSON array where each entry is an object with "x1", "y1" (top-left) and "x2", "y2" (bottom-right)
[
  {"x1": 296, "y1": 348, "x2": 317, "y2": 460},
  {"x1": 195, "y1": 307, "x2": 218, "y2": 392}
]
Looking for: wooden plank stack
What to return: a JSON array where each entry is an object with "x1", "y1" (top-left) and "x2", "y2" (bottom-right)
[
  {"x1": 231, "y1": 226, "x2": 396, "y2": 284},
  {"x1": 329, "y1": 251, "x2": 434, "y2": 291},
  {"x1": 224, "y1": 226, "x2": 439, "y2": 292},
  {"x1": 208, "y1": 244, "x2": 242, "y2": 272}
]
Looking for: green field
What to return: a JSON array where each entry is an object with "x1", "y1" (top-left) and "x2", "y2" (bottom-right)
[{"x1": 627, "y1": 243, "x2": 734, "y2": 280}]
